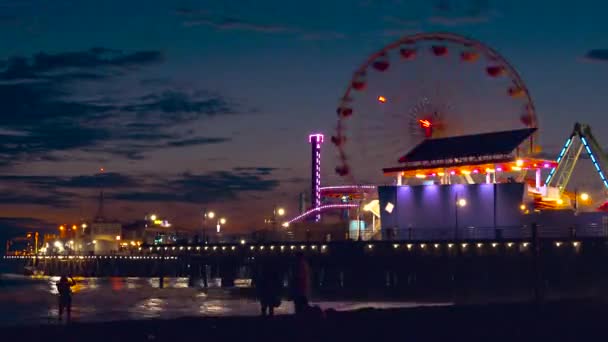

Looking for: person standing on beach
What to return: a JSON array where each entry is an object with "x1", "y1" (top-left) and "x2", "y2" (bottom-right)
[
  {"x1": 292, "y1": 253, "x2": 311, "y2": 315},
  {"x1": 56, "y1": 275, "x2": 75, "y2": 321},
  {"x1": 255, "y1": 258, "x2": 282, "y2": 317}
]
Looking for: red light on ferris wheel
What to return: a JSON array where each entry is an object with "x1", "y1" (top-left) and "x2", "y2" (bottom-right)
[{"x1": 418, "y1": 119, "x2": 431, "y2": 128}]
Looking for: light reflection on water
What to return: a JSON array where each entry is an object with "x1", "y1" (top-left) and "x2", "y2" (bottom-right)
[{"x1": 0, "y1": 274, "x2": 451, "y2": 326}]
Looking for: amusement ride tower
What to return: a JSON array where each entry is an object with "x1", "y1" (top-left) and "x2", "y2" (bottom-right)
[{"x1": 309, "y1": 133, "x2": 324, "y2": 222}]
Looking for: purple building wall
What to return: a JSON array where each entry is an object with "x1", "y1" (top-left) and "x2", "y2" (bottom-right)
[{"x1": 378, "y1": 183, "x2": 526, "y2": 239}]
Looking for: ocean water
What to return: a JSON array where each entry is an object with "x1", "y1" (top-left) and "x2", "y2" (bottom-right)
[{"x1": 0, "y1": 273, "x2": 451, "y2": 327}]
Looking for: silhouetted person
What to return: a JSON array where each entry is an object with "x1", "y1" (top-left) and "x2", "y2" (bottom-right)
[
  {"x1": 256, "y1": 258, "x2": 282, "y2": 316},
  {"x1": 292, "y1": 253, "x2": 311, "y2": 315},
  {"x1": 56, "y1": 275, "x2": 75, "y2": 321}
]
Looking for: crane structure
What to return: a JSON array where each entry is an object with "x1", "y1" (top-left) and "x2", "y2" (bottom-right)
[{"x1": 541, "y1": 123, "x2": 608, "y2": 206}]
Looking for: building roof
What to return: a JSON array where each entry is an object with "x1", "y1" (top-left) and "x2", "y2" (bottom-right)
[{"x1": 397, "y1": 128, "x2": 537, "y2": 163}]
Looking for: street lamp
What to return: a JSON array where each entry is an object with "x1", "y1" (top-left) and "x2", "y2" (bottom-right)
[
  {"x1": 574, "y1": 189, "x2": 590, "y2": 213},
  {"x1": 216, "y1": 218, "x2": 226, "y2": 233},
  {"x1": 455, "y1": 195, "x2": 467, "y2": 240},
  {"x1": 271, "y1": 206, "x2": 286, "y2": 231}
]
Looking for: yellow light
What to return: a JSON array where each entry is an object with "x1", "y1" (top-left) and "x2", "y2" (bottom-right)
[
  {"x1": 555, "y1": 242, "x2": 562, "y2": 247},
  {"x1": 393, "y1": 244, "x2": 399, "y2": 249},
  {"x1": 461, "y1": 170, "x2": 471, "y2": 175},
  {"x1": 72, "y1": 225, "x2": 77, "y2": 230},
  {"x1": 150, "y1": 214, "x2": 157, "y2": 221},
  {"x1": 516, "y1": 159, "x2": 524, "y2": 167},
  {"x1": 92, "y1": 240, "x2": 97, "y2": 244},
  {"x1": 461, "y1": 243, "x2": 468, "y2": 248},
  {"x1": 476, "y1": 243, "x2": 483, "y2": 248},
  {"x1": 507, "y1": 242, "x2": 513, "y2": 247},
  {"x1": 580, "y1": 193, "x2": 590, "y2": 202},
  {"x1": 81, "y1": 223, "x2": 87, "y2": 228},
  {"x1": 59, "y1": 225, "x2": 65, "y2": 231},
  {"x1": 277, "y1": 208, "x2": 285, "y2": 216},
  {"x1": 240, "y1": 239, "x2": 246, "y2": 245},
  {"x1": 457, "y1": 198, "x2": 467, "y2": 207},
  {"x1": 282, "y1": 222, "x2": 289, "y2": 228},
  {"x1": 367, "y1": 244, "x2": 373, "y2": 249},
  {"x1": 153, "y1": 219, "x2": 162, "y2": 225},
  {"x1": 415, "y1": 174, "x2": 426, "y2": 179},
  {"x1": 485, "y1": 168, "x2": 495, "y2": 173},
  {"x1": 511, "y1": 166, "x2": 522, "y2": 171},
  {"x1": 448, "y1": 243, "x2": 453, "y2": 248},
  {"x1": 115, "y1": 235, "x2": 121, "y2": 241},
  {"x1": 557, "y1": 199, "x2": 564, "y2": 205},
  {"x1": 433, "y1": 243, "x2": 439, "y2": 248},
  {"x1": 406, "y1": 244, "x2": 413, "y2": 250},
  {"x1": 437, "y1": 172, "x2": 445, "y2": 176},
  {"x1": 377, "y1": 95, "x2": 387, "y2": 103},
  {"x1": 420, "y1": 243, "x2": 426, "y2": 249},
  {"x1": 492, "y1": 243, "x2": 498, "y2": 248},
  {"x1": 207, "y1": 211, "x2": 215, "y2": 219},
  {"x1": 573, "y1": 241, "x2": 580, "y2": 247},
  {"x1": 520, "y1": 204, "x2": 526, "y2": 211},
  {"x1": 219, "y1": 218, "x2": 226, "y2": 225}
]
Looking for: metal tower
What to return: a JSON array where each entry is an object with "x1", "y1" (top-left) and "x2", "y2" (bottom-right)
[{"x1": 309, "y1": 133, "x2": 324, "y2": 222}]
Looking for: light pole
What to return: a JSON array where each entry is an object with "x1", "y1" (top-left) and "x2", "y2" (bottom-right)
[
  {"x1": 272, "y1": 206, "x2": 285, "y2": 231},
  {"x1": 455, "y1": 195, "x2": 467, "y2": 240},
  {"x1": 574, "y1": 189, "x2": 590, "y2": 214},
  {"x1": 202, "y1": 210, "x2": 215, "y2": 243}
]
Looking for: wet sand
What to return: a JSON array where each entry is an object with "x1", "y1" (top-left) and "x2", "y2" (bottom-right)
[{"x1": 2, "y1": 299, "x2": 605, "y2": 341}]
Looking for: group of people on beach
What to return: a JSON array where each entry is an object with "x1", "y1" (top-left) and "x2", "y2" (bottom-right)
[
  {"x1": 255, "y1": 252, "x2": 312, "y2": 317},
  {"x1": 54, "y1": 253, "x2": 315, "y2": 321}
]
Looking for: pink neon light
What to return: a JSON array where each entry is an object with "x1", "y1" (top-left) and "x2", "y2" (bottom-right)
[
  {"x1": 450, "y1": 170, "x2": 456, "y2": 175},
  {"x1": 309, "y1": 133, "x2": 324, "y2": 143},
  {"x1": 473, "y1": 169, "x2": 479, "y2": 174},
  {"x1": 320, "y1": 185, "x2": 377, "y2": 190},
  {"x1": 285, "y1": 203, "x2": 359, "y2": 225},
  {"x1": 543, "y1": 163, "x2": 550, "y2": 168},
  {"x1": 496, "y1": 167, "x2": 503, "y2": 172}
]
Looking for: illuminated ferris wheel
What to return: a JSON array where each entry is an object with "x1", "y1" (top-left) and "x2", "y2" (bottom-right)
[{"x1": 332, "y1": 32, "x2": 539, "y2": 184}]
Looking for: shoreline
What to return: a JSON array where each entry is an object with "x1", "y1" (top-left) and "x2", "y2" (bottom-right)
[{"x1": 2, "y1": 299, "x2": 607, "y2": 341}]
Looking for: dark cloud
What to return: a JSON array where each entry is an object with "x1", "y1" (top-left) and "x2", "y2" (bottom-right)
[
  {"x1": 233, "y1": 167, "x2": 279, "y2": 176},
  {"x1": 125, "y1": 91, "x2": 235, "y2": 116},
  {"x1": 0, "y1": 48, "x2": 238, "y2": 165},
  {"x1": 112, "y1": 169, "x2": 280, "y2": 204},
  {"x1": 0, "y1": 172, "x2": 139, "y2": 190},
  {"x1": 584, "y1": 49, "x2": 608, "y2": 62},
  {"x1": 166, "y1": 137, "x2": 231, "y2": 147},
  {"x1": 0, "y1": 48, "x2": 163, "y2": 80},
  {"x1": 0, "y1": 191, "x2": 72, "y2": 207}
]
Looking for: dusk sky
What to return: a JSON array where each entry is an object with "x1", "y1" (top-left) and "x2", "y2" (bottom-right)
[{"x1": 1, "y1": 0, "x2": 608, "y2": 239}]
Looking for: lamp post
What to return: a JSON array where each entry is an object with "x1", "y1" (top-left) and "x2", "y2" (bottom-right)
[
  {"x1": 202, "y1": 210, "x2": 215, "y2": 243},
  {"x1": 272, "y1": 206, "x2": 285, "y2": 231},
  {"x1": 455, "y1": 195, "x2": 467, "y2": 240},
  {"x1": 574, "y1": 189, "x2": 590, "y2": 214}
]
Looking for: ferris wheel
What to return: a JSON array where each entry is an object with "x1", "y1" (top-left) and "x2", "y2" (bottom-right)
[{"x1": 332, "y1": 32, "x2": 539, "y2": 184}]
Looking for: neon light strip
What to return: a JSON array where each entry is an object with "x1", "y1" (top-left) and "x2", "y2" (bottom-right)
[
  {"x1": 545, "y1": 137, "x2": 572, "y2": 185},
  {"x1": 580, "y1": 136, "x2": 608, "y2": 189},
  {"x1": 320, "y1": 185, "x2": 377, "y2": 190},
  {"x1": 285, "y1": 203, "x2": 359, "y2": 225}
]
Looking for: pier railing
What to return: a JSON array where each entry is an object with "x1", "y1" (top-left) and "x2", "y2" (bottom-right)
[{"x1": 381, "y1": 224, "x2": 608, "y2": 241}]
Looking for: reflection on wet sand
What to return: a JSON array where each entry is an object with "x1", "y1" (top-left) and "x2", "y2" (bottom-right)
[{"x1": 0, "y1": 274, "x2": 452, "y2": 326}]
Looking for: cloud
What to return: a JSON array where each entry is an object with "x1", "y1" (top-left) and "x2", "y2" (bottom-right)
[
  {"x1": 0, "y1": 191, "x2": 72, "y2": 207},
  {"x1": 427, "y1": 14, "x2": 492, "y2": 26},
  {"x1": 233, "y1": 167, "x2": 279, "y2": 176},
  {"x1": 0, "y1": 49, "x2": 238, "y2": 165},
  {"x1": 166, "y1": 137, "x2": 231, "y2": 147},
  {"x1": 0, "y1": 172, "x2": 140, "y2": 189},
  {"x1": 0, "y1": 48, "x2": 163, "y2": 80},
  {"x1": 583, "y1": 49, "x2": 608, "y2": 62},
  {"x1": 176, "y1": 7, "x2": 346, "y2": 40},
  {"x1": 427, "y1": 0, "x2": 497, "y2": 26},
  {"x1": 183, "y1": 17, "x2": 291, "y2": 33},
  {"x1": 112, "y1": 169, "x2": 280, "y2": 204}
]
